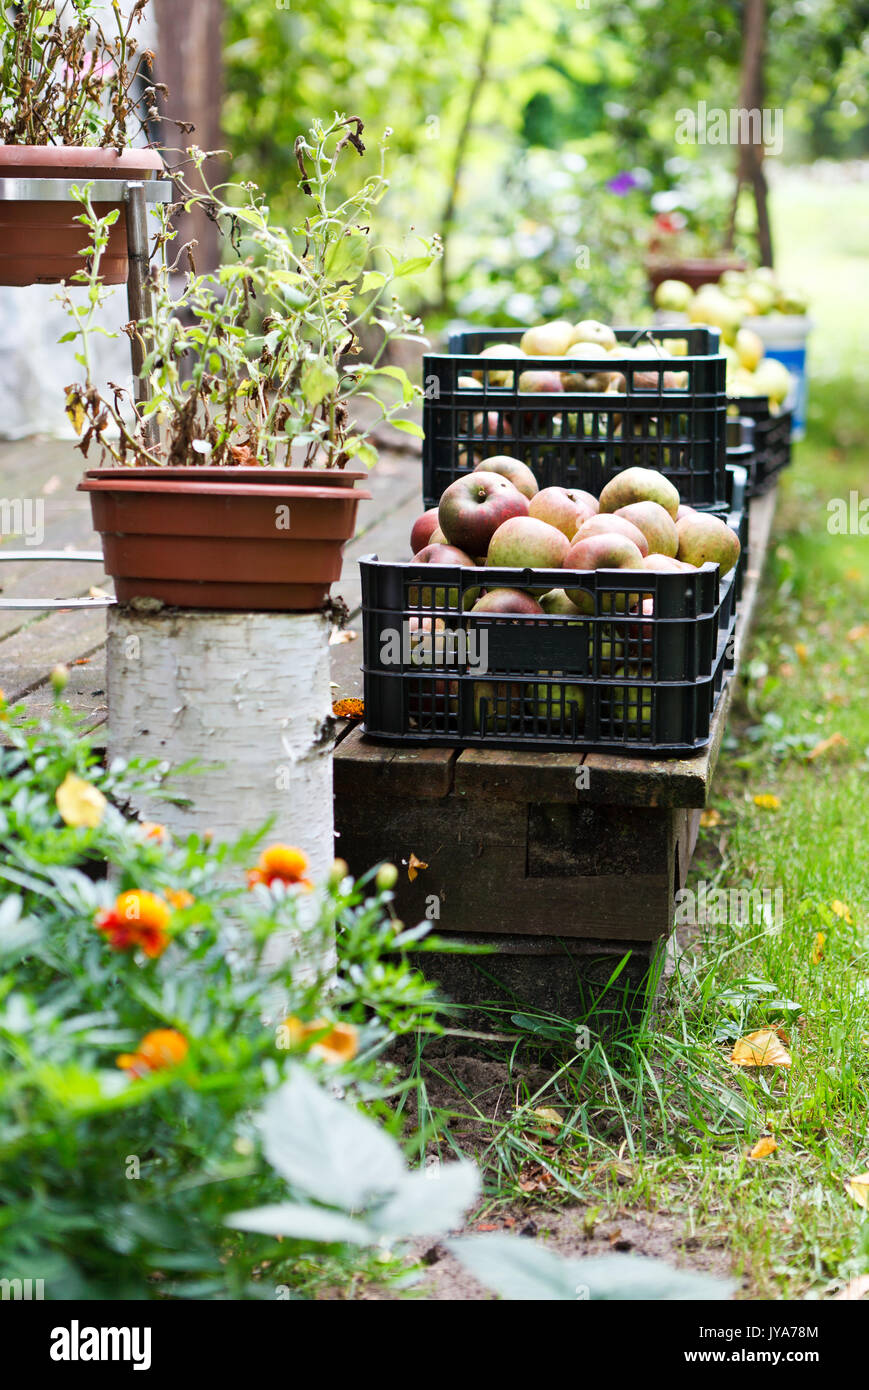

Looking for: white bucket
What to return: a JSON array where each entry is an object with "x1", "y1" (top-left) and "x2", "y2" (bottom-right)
[{"x1": 741, "y1": 314, "x2": 812, "y2": 440}]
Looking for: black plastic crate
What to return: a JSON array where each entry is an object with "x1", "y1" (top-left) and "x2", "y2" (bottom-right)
[
  {"x1": 726, "y1": 415, "x2": 758, "y2": 493},
  {"x1": 360, "y1": 553, "x2": 733, "y2": 755},
  {"x1": 728, "y1": 398, "x2": 793, "y2": 495},
  {"x1": 423, "y1": 325, "x2": 728, "y2": 509},
  {"x1": 713, "y1": 463, "x2": 748, "y2": 621}
]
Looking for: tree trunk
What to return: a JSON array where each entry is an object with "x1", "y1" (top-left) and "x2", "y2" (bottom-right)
[
  {"x1": 437, "y1": 0, "x2": 502, "y2": 309},
  {"x1": 153, "y1": 0, "x2": 225, "y2": 273},
  {"x1": 106, "y1": 606, "x2": 337, "y2": 982},
  {"x1": 726, "y1": 0, "x2": 773, "y2": 266}
]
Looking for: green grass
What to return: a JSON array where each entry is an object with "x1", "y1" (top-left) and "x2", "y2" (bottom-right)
[{"x1": 411, "y1": 170, "x2": 869, "y2": 1299}]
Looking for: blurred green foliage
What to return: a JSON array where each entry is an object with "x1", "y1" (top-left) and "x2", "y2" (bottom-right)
[{"x1": 222, "y1": 0, "x2": 869, "y2": 316}]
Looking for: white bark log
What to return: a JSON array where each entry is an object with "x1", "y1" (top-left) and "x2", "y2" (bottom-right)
[{"x1": 106, "y1": 606, "x2": 336, "y2": 983}]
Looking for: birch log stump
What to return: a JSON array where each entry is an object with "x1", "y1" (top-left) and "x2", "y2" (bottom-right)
[{"x1": 106, "y1": 606, "x2": 336, "y2": 981}]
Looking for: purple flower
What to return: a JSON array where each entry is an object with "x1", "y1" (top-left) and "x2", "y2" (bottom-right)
[{"x1": 607, "y1": 171, "x2": 640, "y2": 196}]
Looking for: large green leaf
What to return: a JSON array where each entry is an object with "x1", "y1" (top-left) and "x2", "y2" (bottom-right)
[
  {"x1": 449, "y1": 1235, "x2": 735, "y2": 1301},
  {"x1": 371, "y1": 1163, "x2": 479, "y2": 1238},
  {"x1": 258, "y1": 1070, "x2": 405, "y2": 1209},
  {"x1": 227, "y1": 1202, "x2": 376, "y2": 1246},
  {"x1": 324, "y1": 230, "x2": 368, "y2": 284}
]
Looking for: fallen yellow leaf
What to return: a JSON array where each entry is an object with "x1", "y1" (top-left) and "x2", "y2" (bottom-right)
[
  {"x1": 56, "y1": 772, "x2": 107, "y2": 829},
  {"x1": 730, "y1": 1029, "x2": 792, "y2": 1068},
  {"x1": 845, "y1": 1172, "x2": 869, "y2": 1209},
  {"x1": 700, "y1": 808, "x2": 722, "y2": 828},
  {"x1": 753, "y1": 794, "x2": 781, "y2": 811},
  {"x1": 806, "y1": 731, "x2": 847, "y2": 761},
  {"x1": 831, "y1": 900, "x2": 854, "y2": 925},
  {"x1": 407, "y1": 852, "x2": 428, "y2": 882},
  {"x1": 811, "y1": 932, "x2": 825, "y2": 965},
  {"x1": 846, "y1": 625, "x2": 869, "y2": 643},
  {"x1": 531, "y1": 1107, "x2": 563, "y2": 1130},
  {"x1": 747, "y1": 1136, "x2": 778, "y2": 1160}
]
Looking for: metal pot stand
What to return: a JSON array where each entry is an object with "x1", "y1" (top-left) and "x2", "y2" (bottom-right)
[
  {"x1": 0, "y1": 551, "x2": 115, "y2": 611},
  {"x1": 0, "y1": 176, "x2": 172, "y2": 614}
]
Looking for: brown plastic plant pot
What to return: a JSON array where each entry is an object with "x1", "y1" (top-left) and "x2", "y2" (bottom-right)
[
  {"x1": 0, "y1": 146, "x2": 165, "y2": 286},
  {"x1": 78, "y1": 467, "x2": 371, "y2": 612}
]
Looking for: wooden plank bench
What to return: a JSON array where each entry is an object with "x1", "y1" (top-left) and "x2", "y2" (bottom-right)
[{"x1": 332, "y1": 487, "x2": 778, "y2": 1009}]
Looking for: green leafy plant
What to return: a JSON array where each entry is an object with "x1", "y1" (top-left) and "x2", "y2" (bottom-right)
[
  {"x1": 0, "y1": 0, "x2": 159, "y2": 148},
  {"x1": 0, "y1": 694, "x2": 451, "y2": 1298},
  {"x1": 62, "y1": 115, "x2": 441, "y2": 469}
]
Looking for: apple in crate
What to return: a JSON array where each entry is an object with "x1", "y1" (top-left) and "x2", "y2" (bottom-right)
[
  {"x1": 572, "y1": 513, "x2": 650, "y2": 557},
  {"x1": 471, "y1": 343, "x2": 526, "y2": 388},
  {"x1": 529, "y1": 486, "x2": 593, "y2": 539},
  {"x1": 614, "y1": 500, "x2": 679, "y2": 558},
  {"x1": 676, "y1": 514, "x2": 740, "y2": 576},
  {"x1": 472, "y1": 680, "x2": 522, "y2": 732},
  {"x1": 470, "y1": 589, "x2": 543, "y2": 615},
  {"x1": 410, "y1": 507, "x2": 442, "y2": 555},
  {"x1": 486, "y1": 516, "x2": 570, "y2": 569},
  {"x1": 473, "y1": 455, "x2": 539, "y2": 499},
  {"x1": 540, "y1": 588, "x2": 588, "y2": 616},
  {"x1": 527, "y1": 680, "x2": 586, "y2": 728},
  {"x1": 571, "y1": 319, "x2": 617, "y2": 351},
  {"x1": 563, "y1": 532, "x2": 645, "y2": 612},
  {"x1": 599, "y1": 466, "x2": 680, "y2": 520},
  {"x1": 520, "y1": 320, "x2": 576, "y2": 356},
  {"x1": 609, "y1": 664, "x2": 654, "y2": 734},
  {"x1": 409, "y1": 542, "x2": 475, "y2": 609},
  {"x1": 439, "y1": 471, "x2": 529, "y2": 556}
]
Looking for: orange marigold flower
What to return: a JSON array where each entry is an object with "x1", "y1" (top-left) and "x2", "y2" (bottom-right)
[
  {"x1": 165, "y1": 889, "x2": 195, "y2": 910},
  {"x1": 247, "y1": 844, "x2": 313, "y2": 891},
  {"x1": 117, "y1": 1028, "x2": 189, "y2": 1078},
  {"x1": 279, "y1": 1016, "x2": 359, "y2": 1064},
  {"x1": 96, "y1": 889, "x2": 172, "y2": 958},
  {"x1": 332, "y1": 698, "x2": 364, "y2": 720}
]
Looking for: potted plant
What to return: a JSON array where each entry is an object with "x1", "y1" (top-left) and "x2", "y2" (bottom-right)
[
  {"x1": 0, "y1": 0, "x2": 165, "y2": 286},
  {"x1": 67, "y1": 114, "x2": 440, "y2": 610}
]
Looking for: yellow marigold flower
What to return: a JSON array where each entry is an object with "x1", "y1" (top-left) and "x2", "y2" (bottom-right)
[
  {"x1": 247, "y1": 844, "x2": 313, "y2": 890},
  {"x1": 831, "y1": 900, "x2": 854, "y2": 925},
  {"x1": 117, "y1": 1028, "x2": 189, "y2": 1078},
  {"x1": 56, "y1": 772, "x2": 107, "y2": 829},
  {"x1": 279, "y1": 1016, "x2": 359, "y2": 1064}
]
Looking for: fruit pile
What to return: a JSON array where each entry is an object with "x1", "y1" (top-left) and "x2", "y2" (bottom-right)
[
  {"x1": 401, "y1": 461, "x2": 740, "y2": 739},
  {"x1": 412, "y1": 459, "x2": 740, "y2": 604},
  {"x1": 653, "y1": 272, "x2": 799, "y2": 409},
  {"x1": 461, "y1": 318, "x2": 691, "y2": 401}
]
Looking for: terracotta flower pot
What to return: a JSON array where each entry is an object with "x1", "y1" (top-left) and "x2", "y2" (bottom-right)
[
  {"x1": 78, "y1": 467, "x2": 372, "y2": 611},
  {"x1": 0, "y1": 146, "x2": 165, "y2": 286},
  {"x1": 646, "y1": 257, "x2": 747, "y2": 295}
]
